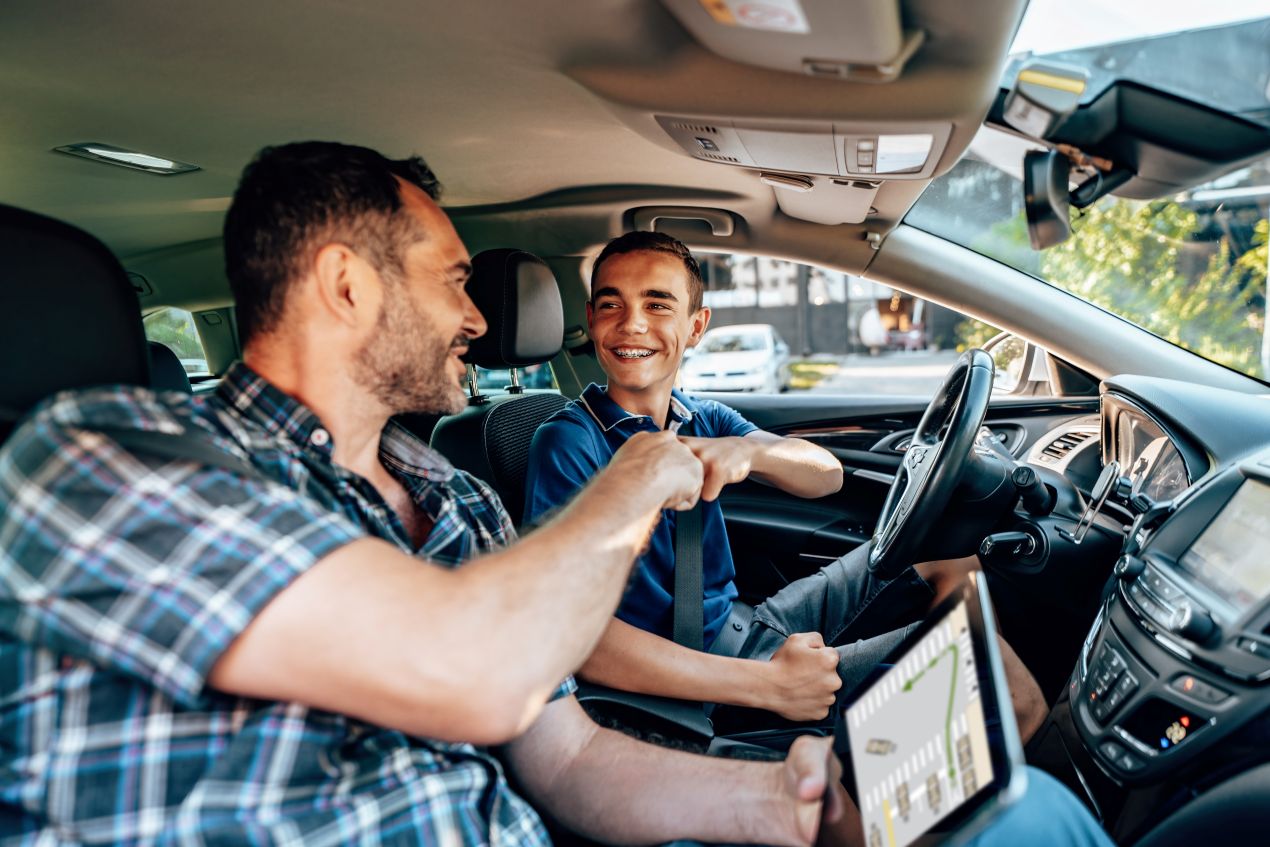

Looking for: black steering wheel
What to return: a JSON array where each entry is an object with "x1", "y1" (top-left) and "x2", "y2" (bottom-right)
[{"x1": 868, "y1": 348, "x2": 995, "y2": 579}]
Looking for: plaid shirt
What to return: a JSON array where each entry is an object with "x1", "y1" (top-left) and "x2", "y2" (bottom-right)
[{"x1": 0, "y1": 363, "x2": 572, "y2": 846}]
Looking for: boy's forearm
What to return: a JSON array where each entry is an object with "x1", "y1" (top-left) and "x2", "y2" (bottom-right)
[
  {"x1": 747, "y1": 433, "x2": 843, "y2": 497},
  {"x1": 579, "y1": 617, "x2": 775, "y2": 709}
]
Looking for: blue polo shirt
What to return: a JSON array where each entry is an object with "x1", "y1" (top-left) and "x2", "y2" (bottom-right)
[{"x1": 524, "y1": 383, "x2": 758, "y2": 649}]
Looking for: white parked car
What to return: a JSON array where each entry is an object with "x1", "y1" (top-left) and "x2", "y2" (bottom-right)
[{"x1": 680, "y1": 324, "x2": 791, "y2": 394}]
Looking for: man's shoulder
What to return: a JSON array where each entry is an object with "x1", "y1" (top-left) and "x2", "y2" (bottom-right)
[{"x1": 7, "y1": 384, "x2": 208, "y2": 455}]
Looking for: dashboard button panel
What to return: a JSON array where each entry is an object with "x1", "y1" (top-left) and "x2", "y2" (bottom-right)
[
  {"x1": 1086, "y1": 645, "x2": 1136, "y2": 724},
  {"x1": 1169, "y1": 674, "x2": 1229, "y2": 705}
]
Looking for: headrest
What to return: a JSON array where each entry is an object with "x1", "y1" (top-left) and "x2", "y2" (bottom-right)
[
  {"x1": 0, "y1": 204, "x2": 149, "y2": 431},
  {"x1": 464, "y1": 248, "x2": 564, "y2": 369},
  {"x1": 148, "y1": 341, "x2": 193, "y2": 394}
]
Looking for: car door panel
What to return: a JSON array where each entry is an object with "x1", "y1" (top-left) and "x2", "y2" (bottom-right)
[{"x1": 706, "y1": 393, "x2": 1099, "y2": 596}]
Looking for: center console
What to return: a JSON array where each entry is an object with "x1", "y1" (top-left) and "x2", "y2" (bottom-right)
[{"x1": 1070, "y1": 448, "x2": 1270, "y2": 784}]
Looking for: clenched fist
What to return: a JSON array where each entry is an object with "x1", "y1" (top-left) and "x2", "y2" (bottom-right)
[
  {"x1": 609, "y1": 430, "x2": 704, "y2": 511},
  {"x1": 761, "y1": 632, "x2": 843, "y2": 722}
]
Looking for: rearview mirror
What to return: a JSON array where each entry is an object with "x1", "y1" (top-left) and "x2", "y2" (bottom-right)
[{"x1": 1023, "y1": 149, "x2": 1072, "y2": 249}]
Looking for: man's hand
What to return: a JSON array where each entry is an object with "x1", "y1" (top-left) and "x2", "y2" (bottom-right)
[
  {"x1": 774, "y1": 735, "x2": 847, "y2": 847},
  {"x1": 610, "y1": 430, "x2": 703, "y2": 511},
  {"x1": 678, "y1": 435, "x2": 756, "y2": 501},
  {"x1": 760, "y1": 632, "x2": 842, "y2": 721}
]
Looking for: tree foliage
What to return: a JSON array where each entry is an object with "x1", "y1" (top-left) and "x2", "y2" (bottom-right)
[
  {"x1": 143, "y1": 308, "x2": 205, "y2": 360},
  {"x1": 956, "y1": 200, "x2": 1268, "y2": 379}
]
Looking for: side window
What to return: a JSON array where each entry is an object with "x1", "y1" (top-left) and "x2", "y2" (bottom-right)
[
  {"x1": 142, "y1": 308, "x2": 210, "y2": 379},
  {"x1": 688, "y1": 254, "x2": 1005, "y2": 396}
]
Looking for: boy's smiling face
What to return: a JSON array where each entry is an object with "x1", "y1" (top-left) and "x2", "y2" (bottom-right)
[{"x1": 587, "y1": 249, "x2": 710, "y2": 402}]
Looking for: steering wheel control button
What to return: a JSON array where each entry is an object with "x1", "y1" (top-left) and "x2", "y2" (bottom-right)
[{"x1": 1170, "y1": 675, "x2": 1230, "y2": 705}]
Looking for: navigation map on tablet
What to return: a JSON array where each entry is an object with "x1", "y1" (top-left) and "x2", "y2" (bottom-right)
[{"x1": 845, "y1": 598, "x2": 996, "y2": 847}]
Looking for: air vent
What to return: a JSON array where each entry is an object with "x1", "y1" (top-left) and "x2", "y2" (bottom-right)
[
  {"x1": 697, "y1": 152, "x2": 740, "y2": 164},
  {"x1": 1042, "y1": 431, "x2": 1094, "y2": 461},
  {"x1": 672, "y1": 122, "x2": 720, "y2": 135}
]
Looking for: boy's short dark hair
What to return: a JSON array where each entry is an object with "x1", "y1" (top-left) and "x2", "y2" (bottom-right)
[
  {"x1": 223, "y1": 141, "x2": 441, "y2": 346},
  {"x1": 590, "y1": 231, "x2": 704, "y2": 313}
]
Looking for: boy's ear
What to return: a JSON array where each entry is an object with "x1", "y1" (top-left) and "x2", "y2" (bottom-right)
[
  {"x1": 687, "y1": 306, "x2": 712, "y2": 347},
  {"x1": 584, "y1": 300, "x2": 596, "y2": 335}
]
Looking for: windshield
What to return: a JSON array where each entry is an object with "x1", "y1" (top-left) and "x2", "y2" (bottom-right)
[
  {"x1": 907, "y1": 4, "x2": 1270, "y2": 382},
  {"x1": 699, "y1": 331, "x2": 768, "y2": 353},
  {"x1": 1010, "y1": 2, "x2": 1270, "y2": 128}
]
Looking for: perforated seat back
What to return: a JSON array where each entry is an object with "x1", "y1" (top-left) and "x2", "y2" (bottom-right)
[
  {"x1": 433, "y1": 392, "x2": 570, "y2": 522},
  {"x1": 428, "y1": 248, "x2": 567, "y2": 524}
]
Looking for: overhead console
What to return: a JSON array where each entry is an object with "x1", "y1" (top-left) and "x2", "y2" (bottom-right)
[
  {"x1": 656, "y1": 116, "x2": 952, "y2": 180},
  {"x1": 655, "y1": 116, "x2": 952, "y2": 224}
]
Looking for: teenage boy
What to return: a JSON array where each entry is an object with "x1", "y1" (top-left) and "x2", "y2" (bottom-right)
[{"x1": 524, "y1": 231, "x2": 1046, "y2": 738}]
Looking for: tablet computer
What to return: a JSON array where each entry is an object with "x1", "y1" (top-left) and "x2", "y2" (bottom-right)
[{"x1": 835, "y1": 573, "x2": 1026, "y2": 847}]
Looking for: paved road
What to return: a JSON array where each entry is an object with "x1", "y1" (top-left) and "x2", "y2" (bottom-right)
[{"x1": 809, "y1": 350, "x2": 960, "y2": 396}]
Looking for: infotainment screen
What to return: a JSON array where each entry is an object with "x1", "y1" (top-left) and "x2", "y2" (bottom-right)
[{"x1": 1179, "y1": 480, "x2": 1270, "y2": 613}]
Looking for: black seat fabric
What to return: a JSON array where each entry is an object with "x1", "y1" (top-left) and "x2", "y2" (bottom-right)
[
  {"x1": 430, "y1": 248, "x2": 567, "y2": 523},
  {"x1": 0, "y1": 204, "x2": 149, "y2": 441},
  {"x1": 148, "y1": 341, "x2": 193, "y2": 394},
  {"x1": 463, "y1": 248, "x2": 564, "y2": 369},
  {"x1": 439, "y1": 392, "x2": 570, "y2": 521}
]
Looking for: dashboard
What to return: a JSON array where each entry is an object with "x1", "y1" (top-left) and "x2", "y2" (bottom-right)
[
  {"x1": 1101, "y1": 394, "x2": 1197, "y2": 504},
  {"x1": 1036, "y1": 376, "x2": 1270, "y2": 844}
]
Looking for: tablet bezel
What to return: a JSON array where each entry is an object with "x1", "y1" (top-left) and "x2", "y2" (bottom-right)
[{"x1": 836, "y1": 573, "x2": 1027, "y2": 846}]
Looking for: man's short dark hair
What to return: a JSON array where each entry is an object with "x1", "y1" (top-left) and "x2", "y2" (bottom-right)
[
  {"x1": 223, "y1": 141, "x2": 442, "y2": 345},
  {"x1": 590, "y1": 231, "x2": 704, "y2": 313}
]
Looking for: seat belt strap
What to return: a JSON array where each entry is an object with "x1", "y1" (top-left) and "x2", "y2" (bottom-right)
[
  {"x1": 90, "y1": 426, "x2": 263, "y2": 481},
  {"x1": 673, "y1": 502, "x2": 705, "y2": 652}
]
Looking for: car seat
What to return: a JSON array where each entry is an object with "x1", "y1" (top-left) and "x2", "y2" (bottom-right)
[
  {"x1": 148, "y1": 341, "x2": 193, "y2": 393},
  {"x1": 0, "y1": 204, "x2": 150, "y2": 444},
  {"x1": 429, "y1": 248, "x2": 570, "y2": 524}
]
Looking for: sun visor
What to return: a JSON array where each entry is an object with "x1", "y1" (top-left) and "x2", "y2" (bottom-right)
[{"x1": 659, "y1": 0, "x2": 922, "y2": 82}]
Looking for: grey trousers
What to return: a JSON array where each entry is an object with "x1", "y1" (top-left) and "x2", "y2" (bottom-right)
[{"x1": 733, "y1": 542, "x2": 934, "y2": 699}]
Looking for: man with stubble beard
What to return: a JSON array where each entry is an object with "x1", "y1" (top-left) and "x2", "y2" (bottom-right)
[{"x1": 0, "y1": 141, "x2": 851, "y2": 846}]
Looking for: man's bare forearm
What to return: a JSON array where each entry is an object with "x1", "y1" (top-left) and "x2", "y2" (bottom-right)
[
  {"x1": 210, "y1": 433, "x2": 701, "y2": 744},
  {"x1": 579, "y1": 617, "x2": 773, "y2": 708},
  {"x1": 507, "y1": 698, "x2": 806, "y2": 847},
  {"x1": 456, "y1": 468, "x2": 678, "y2": 711}
]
